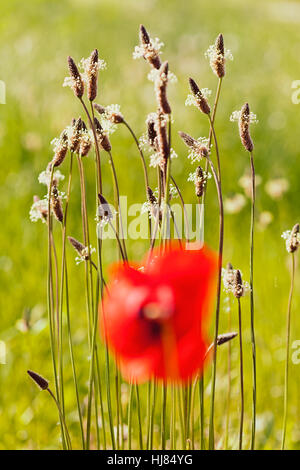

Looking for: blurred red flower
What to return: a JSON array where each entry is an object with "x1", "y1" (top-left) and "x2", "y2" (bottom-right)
[{"x1": 100, "y1": 245, "x2": 218, "y2": 383}]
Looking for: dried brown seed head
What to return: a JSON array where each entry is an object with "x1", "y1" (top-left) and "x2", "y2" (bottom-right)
[
  {"x1": 147, "y1": 117, "x2": 157, "y2": 148},
  {"x1": 289, "y1": 223, "x2": 300, "y2": 253},
  {"x1": 68, "y1": 236, "x2": 89, "y2": 260},
  {"x1": 239, "y1": 103, "x2": 254, "y2": 152},
  {"x1": 147, "y1": 186, "x2": 157, "y2": 205},
  {"x1": 155, "y1": 61, "x2": 171, "y2": 114},
  {"x1": 51, "y1": 185, "x2": 63, "y2": 223},
  {"x1": 94, "y1": 117, "x2": 111, "y2": 152},
  {"x1": 69, "y1": 117, "x2": 82, "y2": 153},
  {"x1": 87, "y1": 49, "x2": 99, "y2": 102},
  {"x1": 139, "y1": 24, "x2": 151, "y2": 45},
  {"x1": 67, "y1": 56, "x2": 84, "y2": 98},
  {"x1": 98, "y1": 194, "x2": 113, "y2": 221},
  {"x1": 233, "y1": 269, "x2": 244, "y2": 298},
  {"x1": 155, "y1": 112, "x2": 169, "y2": 168},
  {"x1": 189, "y1": 78, "x2": 211, "y2": 115},
  {"x1": 138, "y1": 24, "x2": 161, "y2": 69},
  {"x1": 93, "y1": 103, "x2": 106, "y2": 115},
  {"x1": 52, "y1": 130, "x2": 68, "y2": 167},
  {"x1": 216, "y1": 332, "x2": 238, "y2": 346},
  {"x1": 27, "y1": 370, "x2": 49, "y2": 390},
  {"x1": 212, "y1": 34, "x2": 225, "y2": 78},
  {"x1": 195, "y1": 166, "x2": 206, "y2": 198}
]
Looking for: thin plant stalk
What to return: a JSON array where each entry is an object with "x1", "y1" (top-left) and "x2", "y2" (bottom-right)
[
  {"x1": 199, "y1": 376, "x2": 205, "y2": 450},
  {"x1": 225, "y1": 298, "x2": 232, "y2": 450},
  {"x1": 237, "y1": 297, "x2": 244, "y2": 450},
  {"x1": 47, "y1": 165, "x2": 66, "y2": 449},
  {"x1": 149, "y1": 379, "x2": 157, "y2": 450},
  {"x1": 249, "y1": 150, "x2": 257, "y2": 449},
  {"x1": 135, "y1": 384, "x2": 143, "y2": 449},
  {"x1": 127, "y1": 382, "x2": 134, "y2": 450},
  {"x1": 161, "y1": 382, "x2": 168, "y2": 450},
  {"x1": 207, "y1": 151, "x2": 224, "y2": 450},
  {"x1": 47, "y1": 388, "x2": 72, "y2": 450},
  {"x1": 281, "y1": 252, "x2": 295, "y2": 449},
  {"x1": 146, "y1": 380, "x2": 152, "y2": 449}
]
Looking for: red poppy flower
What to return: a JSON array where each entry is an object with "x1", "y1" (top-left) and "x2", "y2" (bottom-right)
[{"x1": 100, "y1": 244, "x2": 218, "y2": 383}]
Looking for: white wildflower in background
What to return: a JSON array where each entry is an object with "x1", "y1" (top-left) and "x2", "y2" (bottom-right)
[
  {"x1": 281, "y1": 224, "x2": 300, "y2": 253},
  {"x1": 258, "y1": 211, "x2": 273, "y2": 231},
  {"x1": 186, "y1": 137, "x2": 209, "y2": 164},
  {"x1": 185, "y1": 88, "x2": 212, "y2": 108},
  {"x1": 265, "y1": 178, "x2": 289, "y2": 200},
  {"x1": 38, "y1": 169, "x2": 65, "y2": 187},
  {"x1": 230, "y1": 109, "x2": 258, "y2": 124},
  {"x1": 29, "y1": 197, "x2": 48, "y2": 223},
  {"x1": 224, "y1": 193, "x2": 246, "y2": 214},
  {"x1": 75, "y1": 245, "x2": 96, "y2": 265},
  {"x1": 239, "y1": 172, "x2": 262, "y2": 198}
]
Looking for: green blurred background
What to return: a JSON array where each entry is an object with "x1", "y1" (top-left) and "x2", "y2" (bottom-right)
[{"x1": 0, "y1": 0, "x2": 300, "y2": 449}]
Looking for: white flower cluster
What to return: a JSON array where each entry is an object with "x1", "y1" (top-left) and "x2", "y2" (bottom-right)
[
  {"x1": 185, "y1": 88, "x2": 212, "y2": 108},
  {"x1": 133, "y1": 37, "x2": 164, "y2": 60},
  {"x1": 222, "y1": 267, "x2": 251, "y2": 297},
  {"x1": 29, "y1": 198, "x2": 48, "y2": 223},
  {"x1": 38, "y1": 169, "x2": 65, "y2": 187},
  {"x1": 281, "y1": 229, "x2": 300, "y2": 253},
  {"x1": 75, "y1": 245, "x2": 96, "y2": 265},
  {"x1": 205, "y1": 44, "x2": 233, "y2": 74},
  {"x1": 230, "y1": 110, "x2": 258, "y2": 124},
  {"x1": 186, "y1": 137, "x2": 209, "y2": 164},
  {"x1": 187, "y1": 170, "x2": 211, "y2": 184},
  {"x1": 79, "y1": 56, "x2": 107, "y2": 83},
  {"x1": 147, "y1": 68, "x2": 177, "y2": 84},
  {"x1": 149, "y1": 148, "x2": 178, "y2": 168}
]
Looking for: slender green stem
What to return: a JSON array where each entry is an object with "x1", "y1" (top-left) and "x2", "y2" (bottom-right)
[
  {"x1": 249, "y1": 150, "x2": 257, "y2": 449},
  {"x1": 207, "y1": 152, "x2": 224, "y2": 450},
  {"x1": 107, "y1": 151, "x2": 128, "y2": 259},
  {"x1": 123, "y1": 120, "x2": 149, "y2": 189},
  {"x1": 47, "y1": 388, "x2": 72, "y2": 450},
  {"x1": 225, "y1": 298, "x2": 232, "y2": 450},
  {"x1": 199, "y1": 376, "x2": 205, "y2": 450},
  {"x1": 238, "y1": 298, "x2": 244, "y2": 450},
  {"x1": 135, "y1": 384, "x2": 143, "y2": 449},
  {"x1": 281, "y1": 252, "x2": 295, "y2": 449},
  {"x1": 146, "y1": 381, "x2": 152, "y2": 449},
  {"x1": 203, "y1": 77, "x2": 223, "y2": 203},
  {"x1": 161, "y1": 382, "x2": 168, "y2": 450},
  {"x1": 171, "y1": 384, "x2": 176, "y2": 449},
  {"x1": 149, "y1": 379, "x2": 157, "y2": 449},
  {"x1": 128, "y1": 382, "x2": 134, "y2": 450}
]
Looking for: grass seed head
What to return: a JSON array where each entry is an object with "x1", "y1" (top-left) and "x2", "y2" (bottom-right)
[
  {"x1": 155, "y1": 61, "x2": 171, "y2": 114},
  {"x1": 239, "y1": 103, "x2": 254, "y2": 152},
  {"x1": 67, "y1": 56, "x2": 84, "y2": 98},
  {"x1": 27, "y1": 370, "x2": 49, "y2": 391},
  {"x1": 189, "y1": 78, "x2": 211, "y2": 114}
]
